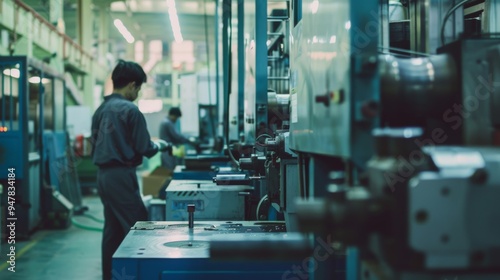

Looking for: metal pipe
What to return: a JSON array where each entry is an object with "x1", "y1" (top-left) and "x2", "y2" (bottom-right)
[
  {"x1": 267, "y1": 92, "x2": 290, "y2": 112},
  {"x1": 440, "y1": 0, "x2": 471, "y2": 46},
  {"x1": 213, "y1": 174, "x2": 251, "y2": 185}
]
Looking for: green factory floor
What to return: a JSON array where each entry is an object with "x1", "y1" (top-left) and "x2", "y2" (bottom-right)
[{"x1": 0, "y1": 194, "x2": 104, "y2": 280}]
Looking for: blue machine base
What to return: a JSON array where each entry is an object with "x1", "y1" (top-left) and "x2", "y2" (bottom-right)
[
  {"x1": 114, "y1": 258, "x2": 297, "y2": 280},
  {"x1": 113, "y1": 221, "x2": 313, "y2": 280}
]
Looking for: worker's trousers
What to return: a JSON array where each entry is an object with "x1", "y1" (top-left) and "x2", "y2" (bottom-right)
[{"x1": 97, "y1": 166, "x2": 148, "y2": 280}]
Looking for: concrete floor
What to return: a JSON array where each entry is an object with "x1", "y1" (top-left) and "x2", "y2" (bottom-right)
[{"x1": 0, "y1": 194, "x2": 104, "y2": 280}]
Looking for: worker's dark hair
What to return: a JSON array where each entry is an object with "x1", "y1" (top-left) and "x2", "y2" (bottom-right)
[
  {"x1": 111, "y1": 60, "x2": 147, "y2": 89},
  {"x1": 169, "y1": 107, "x2": 182, "y2": 117}
]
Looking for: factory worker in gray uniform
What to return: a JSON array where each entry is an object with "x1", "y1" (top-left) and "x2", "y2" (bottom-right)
[
  {"x1": 159, "y1": 107, "x2": 192, "y2": 170},
  {"x1": 90, "y1": 60, "x2": 171, "y2": 280}
]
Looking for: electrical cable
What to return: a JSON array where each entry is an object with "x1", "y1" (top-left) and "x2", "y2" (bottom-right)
[
  {"x1": 71, "y1": 217, "x2": 103, "y2": 232},
  {"x1": 256, "y1": 194, "x2": 269, "y2": 220},
  {"x1": 70, "y1": 213, "x2": 105, "y2": 232},
  {"x1": 440, "y1": 0, "x2": 472, "y2": 46},
  {"x1": 227, "y1": 141, "x2": 240, "y2": 167},
  {"x1": 82, "y1": 213, "x2": 105, "y2": 223},
  {"x1": 255, "y1": 134, "x2": 273, "y2": 142},
  {"x1": 254, "y1": 133, "x2": 272, "y2": 148}
]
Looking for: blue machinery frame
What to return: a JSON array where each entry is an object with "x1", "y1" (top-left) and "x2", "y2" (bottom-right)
[
  {"x1": 1, "y1": 56, "x2": 69, "y2": 238},
  {"x1": 113, "y1": 221, "x2": 312, "y2": 280},
  {"x1": 237, "y1": 0, "x2": 245, "y2": 135},
  {"x1": 0, "y1": 56, "x2": 40, "y2": 238},
  {"x1": 0, "y1": 56, "x2": 28, "y2": 181},
  {"x1": 255, "y1": 0, "x2": 269, "y2": 136}
]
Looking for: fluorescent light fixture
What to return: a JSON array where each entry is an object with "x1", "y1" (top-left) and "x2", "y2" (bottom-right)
[
  {"x1": 138, "y1": 99, "x2": 163, "y2": 113},
  {"x1": 135, "y1": 40, "x2": 144, "y2": 62},
  {"x1": 3, "y1": 68, "x2": 20, "y2": 78},
  {"x1": 28, "y1": 77, "x2": 51, "y2": 84},
  {"x1": 114, "y1": 19, "x2": 135, "y2": 44},
  {"x1": 345, "y1": 21, "x2": 351, "y2": 30},
  {"x1": 166, "y1": 0, "x2": 183, "y2": 43},
  {"x1": 310, "y1": 0, "x2": 319, "y2": 14}
]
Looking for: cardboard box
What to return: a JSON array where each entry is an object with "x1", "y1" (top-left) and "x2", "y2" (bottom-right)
[{"x1": 142, "y1": 167, "x2": 172, "y2": 198}]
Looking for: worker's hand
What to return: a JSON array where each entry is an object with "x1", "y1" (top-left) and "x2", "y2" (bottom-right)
[
  {"x1": 188, "y1": 136, "x2": 201, "y2": 147},
  {"x1": 154, "y1": 139, "x2": 173, "y2": 154}
]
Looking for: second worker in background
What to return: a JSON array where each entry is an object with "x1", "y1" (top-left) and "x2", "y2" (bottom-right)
[{"x1": 159, "y1": 107, "x2": 193, "y2": 170}]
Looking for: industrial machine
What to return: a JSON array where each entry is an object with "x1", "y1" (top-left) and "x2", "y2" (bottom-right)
[
  {"x1": 113, "y1": 220, "x2": 312, "y2": 280},
  {"x1": 215, "y1": 0, "x2": 297, "y2": 225},
  {"x1": 0, "y1": 55, "x2": 83, "y2": 238},
  {"x1": 171, "y1": 155, "x2": 232, "y2": 181},
  {"x1": 205, "y1": 0, "x2": 500, "y2": 279},
  {"x1": 0, "y1": 56, "x2": 40, "y2": 239},
  {"x1": 113, "y1": 0, "x2": 500, "y2": 279},
  {"x1": 165, "y1": 180, "x2": 252, "y2": 221},
  {"x1": 0, "y1": 56, "x2": 70, "y2": 238},
  {"x1": 287, "y1": 0, "x2": 500, "y2": 279}
]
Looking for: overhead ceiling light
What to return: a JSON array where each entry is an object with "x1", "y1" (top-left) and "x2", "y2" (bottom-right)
[
  {"x1": 310, "y1": 0, "x2": 319, "y2": 14},
  {"x1": 345, "y1": 21, "x2": 351, "y2": 30},
  {"x1": 3, "y1": 68, "x2": 20, "y2": 79},
  {"x1": 166, "y1": 0, "x2": 183, "y2": 43},
  {"x1": 28, "y1": 77, "x2": 51, "y2": 84},
  {"x1": 114, "y1": 19, "x2": 135, "y2": 44},
  {"x1": 135, "y1": 41, "x2": 144, "y2": 62}
]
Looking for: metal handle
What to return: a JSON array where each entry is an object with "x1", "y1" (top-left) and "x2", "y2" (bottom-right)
[{"x1": 315, "y1": 90, "x2": 344, "y2": 107}]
